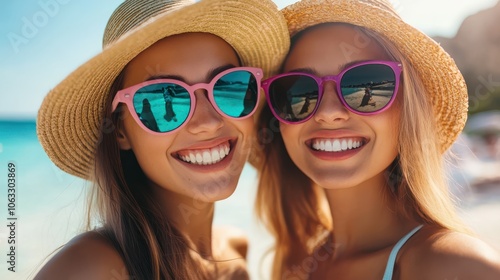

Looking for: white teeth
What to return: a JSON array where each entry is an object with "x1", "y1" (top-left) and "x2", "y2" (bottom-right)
[
  {"x1": 311, "y1": 138, "x2": 363, "y2": 152},
  {"x1": 196, "y1": 153, "x2": 203, "y2": 164},
  {"x1": 202, "y1": 151, "x2": 211, "y2": 165},
  {"x1": 313, "y1": 142, "x2": 320, "y2": 150},
  {"x1": 178, "y1": 143, "x2": 231, "y2": 165},
  {"x1": 332, "y1": 139, "x2": 341, "y2": 152},
  {"x1": 212, "y1": 149, "x2": 220, "y2": 162},
  {"x1": 325, "y1": 141, "x2": 332, "y2": 151},
  {"x1": 354, "y1": 141, "x2": 361, "y2": 148},
  {"x1": 341, "y1": 140, "x2": 348, "y2": 150}
]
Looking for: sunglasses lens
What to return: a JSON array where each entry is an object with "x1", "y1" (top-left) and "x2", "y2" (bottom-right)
[
  {"x1": 340, "y1": 64, "x2": 397, "y2": 113},
  {"x1": 268, "y1": 75, "x2": 319, "y2": 122},
  {"x1": 213, "y1": 70, "x2": 258, "y2": 118},
  {"x1": 132, "y1": 83, "x2": 191, "y2": 133}
]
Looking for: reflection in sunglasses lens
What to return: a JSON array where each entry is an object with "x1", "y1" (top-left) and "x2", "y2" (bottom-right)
[
  {"x1": 214, "y1": 71, "x2": 258, "y2": 118},
  {"x1": 341, "y1": 64, "x2": 396, "y2": 113},
  {"x1": 269, "y1": 75, "x2": 319, "y2": 122},
  {"x1": 133, "y1": 83, "x2": 190, "y2": 133}
]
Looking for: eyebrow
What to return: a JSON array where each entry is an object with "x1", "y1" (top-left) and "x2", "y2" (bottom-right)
[
  {"x1": 337, "y1": 60, "x2": 369, "y2": 72},
  {"x1": 286, "y1": 67, "x2": 317, "y2": 75},
  {"x1": 145, "y1": 64, "x2": 237, "y2": 83},
  {"x1": 286, "y1": 60, "x2": 372, "y2": 75}
]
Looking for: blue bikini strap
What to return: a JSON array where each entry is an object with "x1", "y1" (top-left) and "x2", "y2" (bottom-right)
[{"x1": 382, "y1": 224, "x2": 424, "y2": 280}]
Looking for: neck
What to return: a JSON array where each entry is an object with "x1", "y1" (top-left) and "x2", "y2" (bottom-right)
[
  {"x1": 153, "y1": 186, "x2": 215, "y2": 258},
  {"x1": 323, "y1": 174, "x2": 416, "y2": 258}
]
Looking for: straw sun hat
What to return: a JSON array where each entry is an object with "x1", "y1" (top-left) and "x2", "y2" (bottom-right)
[
  {"x1": 37, "y1": 0, "x2": 289, "y2": 179},
  {"x1": 281, "y1": 0, "x2": 468, "y2": 153}
]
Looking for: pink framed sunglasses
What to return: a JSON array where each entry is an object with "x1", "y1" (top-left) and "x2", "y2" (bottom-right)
[
  {"x1": 112, "y1": 67, "x2": 262, "y2": 134},
  {"x1": 262, "y1": 60, "x2": 403, "y2": 124}
]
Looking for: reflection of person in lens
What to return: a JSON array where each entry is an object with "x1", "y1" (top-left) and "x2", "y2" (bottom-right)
[
  {"x1": 359, "y1": 86, "x2": 376, "y2": 107},
  {"x1": 239, "y1": 87, "x2": 256, "y2": 117},
  {"x1": 286, "y1": 90, "x2": 296, "y2": 119},
  {"x1": 163, "y1": 86, "x2": 177, "y2": 122},
  {"x1": 298, "y1": 94, "x2": 311, "y2": 115},
  {"x1": 139, "y1": 98, "x2": 159, "y2": 132}
]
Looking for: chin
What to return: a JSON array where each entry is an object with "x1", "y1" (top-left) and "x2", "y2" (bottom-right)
[
  {"x1": 194, "y1": 180, "x2": 239, "y2": 202},
  {"x1": 310, "y1": 173, "x2": 364, "y2": 190}
]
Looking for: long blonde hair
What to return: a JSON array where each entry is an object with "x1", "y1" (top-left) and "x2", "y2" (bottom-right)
[{"x1": 253, "y1": 23, "x2": 470, "y2": 279}]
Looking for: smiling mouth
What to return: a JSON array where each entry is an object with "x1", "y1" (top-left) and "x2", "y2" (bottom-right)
[
  {"x1": 177, "y1": 141, "x2": 231, "y2": 165},
  {"x1": 311, "y1": 138, "x2": 366, "y2": 152}
]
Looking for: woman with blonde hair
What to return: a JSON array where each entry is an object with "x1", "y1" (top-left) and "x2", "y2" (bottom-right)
[
  {"x1": 253, "y1": 0, "x2": 500, "y2": 279},
  {"x1": 34, "y1": 0, "x2": 288, "y2": 279}
]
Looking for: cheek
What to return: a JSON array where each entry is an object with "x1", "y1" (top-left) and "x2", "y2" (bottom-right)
[
  {"x1": 374, "y1": 108, "x2": 401, "y2": 155},
  {"x1": 222, "y1": 117, "x2": 255, "y2": 160},
  {"x1": 231, "y1": 117, "x2": 254, "y2": 141},
  {"x1": 280, "y1": 122, "x2": 302, "y2": 139},
  {"x1": 121, "y1": 111, "x2": 175, "y2": 161},
  {"x1": 279, "y1": 123, "x2": 303, "y2": 156}
]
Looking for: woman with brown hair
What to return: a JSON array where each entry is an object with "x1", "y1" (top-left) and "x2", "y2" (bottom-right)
[{"x1": 34, "y1": 0, "x2": 288, "y2": 279}]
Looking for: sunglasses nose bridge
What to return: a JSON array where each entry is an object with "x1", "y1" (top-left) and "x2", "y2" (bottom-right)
[
  {"x1": 313, "y1": 75, "x2": 350, "y2": 120},
  {"x1": 191, "y1": 83, "x2": 211, "y2": 96},
  {"x1": 319, "y1": 75, "x2": 340, "y2": 96},
  {"x1": 319, "y1": 76, "x2": 339, "y2": 93}
]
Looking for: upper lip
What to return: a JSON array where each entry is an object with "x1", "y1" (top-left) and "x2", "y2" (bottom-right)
[{"x1": 172, "y1": 137, "x2": 235, "y2": 154}]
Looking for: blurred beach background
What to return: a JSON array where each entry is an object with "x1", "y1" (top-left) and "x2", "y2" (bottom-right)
[{"x1": 1, "y1": 1, "x2": 500, "y2": 279}]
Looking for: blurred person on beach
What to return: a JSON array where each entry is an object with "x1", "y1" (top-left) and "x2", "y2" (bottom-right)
[
  {"x1": 476, "y1": 132, "x2": 500, "y2": 161},
  {"x1": 465, "y1": 110, "x2": 500, "y2": 162},
  {"x1": 252, "y1": 0, "x2": 500, "y2": 279},
  {"x1": 484, "y1": 133, "x2": 500, "y2": 160},
  {"x1": 34, "y1": 0, "x2": 288, "y2": 279}
]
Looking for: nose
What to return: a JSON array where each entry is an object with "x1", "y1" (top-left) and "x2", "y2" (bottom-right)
[
  {"x1": 186, "y1": 90, "x2": 224, "y2": 134},
  {"x1": 313, "y1": 81, "x2": 350, "y2": 123}
]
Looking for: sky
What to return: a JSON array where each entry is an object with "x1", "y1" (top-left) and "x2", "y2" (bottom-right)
[{"x1": 1, "y1": 0, "x2": 498, "y2": 120}]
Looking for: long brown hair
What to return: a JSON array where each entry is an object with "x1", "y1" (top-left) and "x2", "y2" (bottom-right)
[
  {"x1": 253, "y1": 23, "x2": 470, "y2": 279},
  {"x1": 87, "y1": 71, "x2": 212, "y2": 279}
]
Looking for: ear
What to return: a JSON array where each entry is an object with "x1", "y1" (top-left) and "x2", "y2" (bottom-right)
[{"x1": 116, "y1": 124, "x2": 132, "y2": 150}]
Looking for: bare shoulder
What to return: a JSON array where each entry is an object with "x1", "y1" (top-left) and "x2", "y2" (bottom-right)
[
  {"x1": 401, "y1": 226, "x2": 500, "y2": 280},
  {"x1": 34, "y1": 230, "x2": 128, "y2": 280},
  {"x1": 213, "y1": 225, "x2": 249, "y2": 259}
]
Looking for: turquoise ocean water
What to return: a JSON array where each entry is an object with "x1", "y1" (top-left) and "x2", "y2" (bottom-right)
[{"x1": 0, "y1": 120, "x2": 266, "y2": 280}]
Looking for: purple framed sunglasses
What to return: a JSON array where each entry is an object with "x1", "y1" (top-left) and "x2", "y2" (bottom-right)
[{"x1": 262, "y1": 60, "x2": 403, "y2": 124}]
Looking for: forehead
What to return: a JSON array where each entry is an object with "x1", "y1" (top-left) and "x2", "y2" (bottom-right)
[
  {"x1": 284, "y1": 23, "x2": 391, "y2": 74},
  {"x1": 123, "y1": 33, "x2": 240, "y2": 86}
]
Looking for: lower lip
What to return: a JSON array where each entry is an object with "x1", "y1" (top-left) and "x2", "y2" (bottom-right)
[
  {"x1": 309, "y1": 145, "x2": 364, "y2": 161},
  {"x1": 176, "y1": 141, "x2": 237, "y2": 173}
]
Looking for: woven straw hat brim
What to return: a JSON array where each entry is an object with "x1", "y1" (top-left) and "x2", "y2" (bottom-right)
[
  {"x1": 282, "y1": 0, "x2": 468, "y2": 153},
  {"x1": 37, "y1": 0, "x2": 289, "y2": 179}
]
